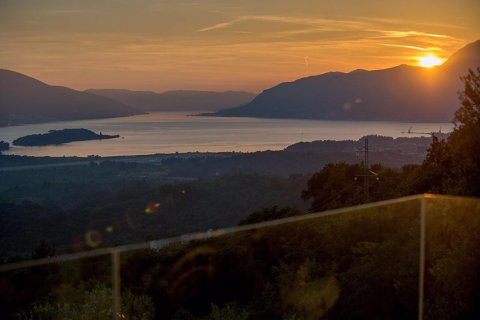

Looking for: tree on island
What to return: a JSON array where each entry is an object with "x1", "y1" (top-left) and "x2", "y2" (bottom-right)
[
  {"x1": 0, "y1": 140, "x2": 9, "y2": 153},
  {"x1": 12, "y1": 128, "x2": 119, "y2": 147}
]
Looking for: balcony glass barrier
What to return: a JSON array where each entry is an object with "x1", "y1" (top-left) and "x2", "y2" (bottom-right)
[
  {"x1": 1, "y1": 194, "x2": 479, "y2": 319},
  {"x1": 422, "y1": 195, "x2": 480, "y2": 320}
]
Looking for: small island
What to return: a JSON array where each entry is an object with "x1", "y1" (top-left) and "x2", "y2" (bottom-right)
[{"x1": 12, "y1": 129, "x2": 120, "y2": 146}]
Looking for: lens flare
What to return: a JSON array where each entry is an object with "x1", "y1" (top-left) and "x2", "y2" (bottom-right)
[
  {"x1": 145, "y1": 202, "x2": 161, "y2": 214},
  {"x1": 85, "y1": 230, "x2": 102, "y2": 248}
]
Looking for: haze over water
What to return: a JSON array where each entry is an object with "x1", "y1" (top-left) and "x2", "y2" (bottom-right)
[{"x1": 0, "y1": 113, "x2": 452, "y2": 157}]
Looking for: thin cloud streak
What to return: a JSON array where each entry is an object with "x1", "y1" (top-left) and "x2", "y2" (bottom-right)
[
  {"x1": 371, "y1": 30, "x2": 456, "y2": 39},
  {"x1": 197, "y1": 21, "x2": 237, "y2": 32},
  {"x1": 196, "y1": 15, "x2": 458, "y2": 41},
  {"x1": 352, "y1": 16, "x2": 467, "y2": 30},
  {"x1": 195, "y1": 15, "x2": 461, "y2": 53},
  {"x1": 380, "y1": 44, "x2": 427, "y2": 51},
  {"x1": 379, "y1": 44, "x2": 445, "y2": 52},
  {"x1": 196, "y1": 15, "x2": 374, "y2": 33}
]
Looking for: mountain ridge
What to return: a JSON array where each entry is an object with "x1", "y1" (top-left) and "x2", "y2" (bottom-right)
[
  {"x1": 211, "y1": 40, "x2": 480, "y2": 122},
  {"x1": 85, "y1": 88, "x2": 256, "y2": 112},
  {"x1": 0, "y1": 69, "x2": 145, "y2": 127}
]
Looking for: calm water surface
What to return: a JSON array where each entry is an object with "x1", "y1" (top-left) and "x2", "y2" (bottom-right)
[{"x1": 0, "y1": 112, "x2": 452, "y2": 157}]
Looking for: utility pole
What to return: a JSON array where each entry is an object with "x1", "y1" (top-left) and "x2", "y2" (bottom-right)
[
  {"x1": 354, "y1": 138, "x2": 379, "y2": 198},
  {"x1": 364, "y1": 138, "x2": 369, "y2": 196}
]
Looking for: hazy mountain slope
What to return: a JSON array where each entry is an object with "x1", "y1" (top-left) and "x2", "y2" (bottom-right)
[
  {"x1": 213, "y1": 40, "x2": 480, "y2": 122},
  {"x1": 85, "y1": 89, "x2": 256, "y2": 112},
  {"x1": 0, "y1": 70, "x2": 144, "y2": 126}
]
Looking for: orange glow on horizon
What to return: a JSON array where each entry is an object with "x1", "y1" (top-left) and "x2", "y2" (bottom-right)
[
  {"x1": 1, "y1": 1, "x2": 475, "y2": 91},
  {"x1": 418, "y1": 54, "x2": 444, "y2": 68}
]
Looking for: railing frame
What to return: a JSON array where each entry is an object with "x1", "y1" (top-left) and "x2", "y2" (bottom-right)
[{"x1": 1, "y1": 193, "x2": 477, "y2": 319}]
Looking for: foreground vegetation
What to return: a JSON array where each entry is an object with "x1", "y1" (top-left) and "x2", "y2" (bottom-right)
[{"x1": 2, "y1": 197, "x2": 480, "y2": 319}]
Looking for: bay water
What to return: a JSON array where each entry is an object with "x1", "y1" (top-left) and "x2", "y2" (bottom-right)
[{"x1": 0, "y1": 112, "x2": 452, "y2": 157}]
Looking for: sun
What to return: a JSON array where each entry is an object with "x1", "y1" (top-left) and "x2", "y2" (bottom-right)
[{"x1": 418, "y1": 54, "x2": 443, "y2": 68}]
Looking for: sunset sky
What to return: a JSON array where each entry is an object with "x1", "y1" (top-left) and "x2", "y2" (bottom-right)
[{"x1": 1, "y1": 0, "x2": 479, "y2": 92}]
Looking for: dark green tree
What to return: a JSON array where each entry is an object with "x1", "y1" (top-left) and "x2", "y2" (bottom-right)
[
  {"x1": 301, "y1": 162, "x2": 427, "y2": 211},
  {"x1": 0, "y1": 140, "x2": 9, "y2": 153},
  {"x1": 31, "y1": 239, "x2": 55, "y2": 259},
  {"x1": 301, "y1": 163, "x2": 364, "y2": 211},
  {"x1": 422, "y1": 67, "x2": 480, "y2": 195}
]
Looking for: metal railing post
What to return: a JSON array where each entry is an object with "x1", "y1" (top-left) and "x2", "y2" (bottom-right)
[
  {"x1": 418, "y1": 196, "x2": 426, "y2": 320},
  {"x1": 112, "y1": 251, "x2": 121, "y2": 320}
]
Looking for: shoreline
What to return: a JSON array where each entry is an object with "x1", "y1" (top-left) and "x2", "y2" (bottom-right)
[{"x1": 0, "y1": 134, "x2": 445, "y2": 171}]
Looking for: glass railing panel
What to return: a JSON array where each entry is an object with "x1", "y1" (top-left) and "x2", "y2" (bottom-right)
[
  {"x1": 3, "y1": 195, "x2": 480, "y2": 319},
  {"x1": 120, "y1": 198, "x2": 422, "y2": 320},
  {"x1": 0, "y1": 254, "x2": 112, "y2": 319},
  {"x1": 423, "y1": 195, "x2": 480, "y2": 320}
]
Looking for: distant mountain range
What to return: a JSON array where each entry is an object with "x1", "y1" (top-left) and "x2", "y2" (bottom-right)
[
  {"x1": 0, "y1": 69, "x2": 144, "y2": 127},
  {"x1": 212, "y1": 40, "x2": 480, "y2": 122},
  {"x1": 1, "y1": 40, "x2": 478, "y2": 127},
  {"x1": 0, "y1": 69, "x2": 255, "y2": 127},
  {"x1": 85, "y1": 89, "x2": 256, "y2": 112}
]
